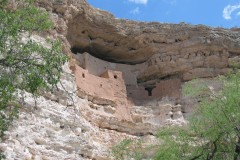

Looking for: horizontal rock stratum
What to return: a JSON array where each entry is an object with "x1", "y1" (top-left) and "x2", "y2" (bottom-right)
[
  {"x1": 37, "y1": 0, "x2": 240, "y2": 83},
  {"x1": 34, "y1": 0, "x2": 240, "y2": 136}
]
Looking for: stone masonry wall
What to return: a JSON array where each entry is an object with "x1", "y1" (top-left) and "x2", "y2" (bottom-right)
[
  {"x1": 127, "y1": 79, "x2": 181, "y2": 105},
  {"x1": 74, "y1": 52, "x2": 147, "y2": 85},
  {"x1": 72, "y1": 53, "x2": 182, "y2": 106},
  {"x1": 73, "y1": 65, "x2": 127, "y2": 106}
]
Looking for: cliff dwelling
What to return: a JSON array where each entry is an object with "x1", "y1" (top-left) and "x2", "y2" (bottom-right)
[
  {"x1": 3, "y1": 0, "x2": 240, "y2": 159},
  {"x1": 64, "y1": 4, "x2": 239, "y2": 136},
  {"x1": 68, "y1": 52, "x2": 184, "y2": 135},
  {"x1": 71, "y1": 52, "x2": 181, "y2": 107}
]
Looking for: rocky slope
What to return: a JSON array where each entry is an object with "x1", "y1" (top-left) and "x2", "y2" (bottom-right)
[
  {"x1": 0, "y1": 62, "x2": 168, "y2": 159},
  {"x1": 0, "y1": 64, "x2": 139, "y2": 159}
]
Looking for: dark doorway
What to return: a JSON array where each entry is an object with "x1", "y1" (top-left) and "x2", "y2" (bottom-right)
[{"x1": 145, "y1": 86, "x2": 155, "y2": 96}]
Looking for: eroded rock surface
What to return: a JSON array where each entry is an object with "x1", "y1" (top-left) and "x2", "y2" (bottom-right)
[
  {"x1": 0, "y1": 64, "x2": 139, "y2": 160},
  {"x1": 36, "y1": 0, "x2": 240, "y2": 83},
  {"x1": 1, "y1": 0, "x2": 240, "y2": 159}
]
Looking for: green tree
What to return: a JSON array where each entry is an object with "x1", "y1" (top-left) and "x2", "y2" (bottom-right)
[
  {"x1": 0, "y1": 0, "x2": 67, "y2": 154},
  {"x1": 156, "y1": 72, "x2": 240, "y2": 160},
  {"x1": 112, "y1": 139, "x2": 146, "y2": 160}
]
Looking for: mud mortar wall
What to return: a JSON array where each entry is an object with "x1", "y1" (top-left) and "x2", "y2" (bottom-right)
[
  {"x1": 74, "y1": 65, "x2": 127, "y2": 105},
  {"x1": 127, "y1": 79, "x2": 181, "y2": 105},
  {"x1": 74, "y1": 52, "x2": 147, "y2": 85},
  {"x1": 73, "y1": 52, "x2": 182, "y2": 105}
]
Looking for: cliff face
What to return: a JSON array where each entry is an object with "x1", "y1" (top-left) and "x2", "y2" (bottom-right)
[
  {"x1": 37, "y1": 0, "x2": 240, "y2": 83},
  {"x1": 1, "y1": 0, "x2": 240, "y2": 159},
  {"x1": 0, "y1": 63, "x2": 139, "y2": 160}
]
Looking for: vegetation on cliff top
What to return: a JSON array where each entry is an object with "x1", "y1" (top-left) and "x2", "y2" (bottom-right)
[{"x1": 0, "y1": 0, "x2": 67, "y2": 158}]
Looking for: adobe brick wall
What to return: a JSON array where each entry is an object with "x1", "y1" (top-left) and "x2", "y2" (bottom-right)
[
  {"x1": 127, "y1": 79, "x2": 181, "y2": 105},
  {"x1": 127, "y1": 85, "x2": 149, "y2": 104},
  {"x1": 152, "y1": 79, "x2": 181, "y2": 99},
  {"x1": 72, "y1": 53, "x2": 181, "y2": 106},
  {"x1": 74, "y1": 65, "x2": 127, "y2": 105},
  {"x1": 74, "y1": 52, "x2": 147, "y2": 85}
]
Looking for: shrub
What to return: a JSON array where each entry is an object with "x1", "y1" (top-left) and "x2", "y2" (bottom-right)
[{"x1": 0, "y1": 0, "x2": 68, "y2": 158}]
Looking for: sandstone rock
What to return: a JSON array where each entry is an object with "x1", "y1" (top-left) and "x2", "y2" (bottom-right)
[
  {"x1": 35, "y1": 0, "x2": 240, "y2": 84},
  {"x1": 0, "y1": 69, "x2": 139, "y2": 160}
]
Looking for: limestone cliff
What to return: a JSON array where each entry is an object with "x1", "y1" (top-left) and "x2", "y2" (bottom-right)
[
  {"x1": 0, "y1": 0, "x2": 240, "y2": 159},
  {"x1": 36, "y1": 0, "x2": 240, "y2": 83}
]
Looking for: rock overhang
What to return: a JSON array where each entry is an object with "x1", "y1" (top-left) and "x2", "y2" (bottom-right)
[
  {"x1": 66, "y1": 6, "x2": 240, "y2": 66},
  {"x1": 37, "y1": 0, "x2": 240, "y2": 82}
]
